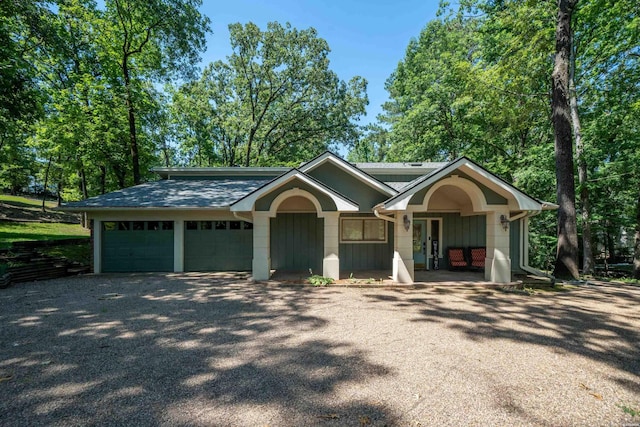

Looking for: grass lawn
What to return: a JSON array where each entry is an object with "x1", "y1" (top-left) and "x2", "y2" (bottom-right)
[
  {"x1": 0, "y1": 222, "x2": 89, "y2": 249},
  {"x1": 0, "y1": 194, "x2": 57, "y2": 209}
]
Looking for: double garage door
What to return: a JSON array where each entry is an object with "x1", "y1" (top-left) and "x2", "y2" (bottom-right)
[{"x1": 101, "y1": 220, "x2": 253, "y2": 272}]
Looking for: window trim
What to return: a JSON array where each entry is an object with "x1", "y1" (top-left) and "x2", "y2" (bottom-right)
[{"x1": 340, "y1": 217, "x2": 388, "y2": 244}]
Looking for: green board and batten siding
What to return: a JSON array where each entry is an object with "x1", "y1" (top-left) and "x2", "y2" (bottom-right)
[
  {"x1": 270, "y1": 213, "x2": 324, "y2": 272},
  {"x1": 255, "y1": 180, "x2": 337, "y2": 212},
  {"x1": 409, "y1": 171, "x2": 508, "y2": 206},
  {"x1": 184, "y1": 221, "x2": 253, "y2": 271},
  {"x1": 415, "y1": 213, "x2": 485, "y2": 270},
  {"x1": 102, "y1": 222, "x2": 174, "y2": 272},
  {"x1": 510, "y1": 219, "x2": 523, "y2": 273},
  {"x1": 306, "y1": 163, "x2": 389, "y2": 212},
  {"x1": 340, "y1": 221, "x2": 394, "y2": 271}
]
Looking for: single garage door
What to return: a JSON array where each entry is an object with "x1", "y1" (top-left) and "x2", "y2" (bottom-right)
[
  {"x1": 102, "y1": 221, "x2": 174, "y2": 272},
  {"x1": 184, "y1": 220, "x2": 253, "y2": 271}
]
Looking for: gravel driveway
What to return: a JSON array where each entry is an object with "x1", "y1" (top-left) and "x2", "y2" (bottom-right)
[{"x1": 1, "y1": 274, "x2": 639, "y2": 426}]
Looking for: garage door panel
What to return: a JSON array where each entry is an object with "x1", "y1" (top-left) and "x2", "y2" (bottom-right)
[
  {"x1": 102, "y1": 221, "x2": 174, "y2": 272},
  {"x1": 184, "y1": 221, "x2": 253, "y2": 271}
]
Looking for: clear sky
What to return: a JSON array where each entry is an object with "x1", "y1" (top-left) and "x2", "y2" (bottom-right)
[{"x1": 198, "y1": 0, "x2": 440, "y2": 126}]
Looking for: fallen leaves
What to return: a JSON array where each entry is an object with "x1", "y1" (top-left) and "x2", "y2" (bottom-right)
[{"x1": 580, "y1": 383, "x2": 603, "y2": 400}]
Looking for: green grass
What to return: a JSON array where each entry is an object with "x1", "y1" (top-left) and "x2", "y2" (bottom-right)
[
  {"x1": 0, "y1": 194, "x2": 57, "y2": 209},
  {"x1": 0, "y1": 222, "x2": 89, "y2": 249}
]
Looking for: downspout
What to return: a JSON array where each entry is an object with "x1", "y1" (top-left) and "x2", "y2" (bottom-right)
[
  {"x1": 233, "y1": 211, "x2": 253, "y2": 223},
  {"x1": 518, "y1": 210, "x2": 552, "y2": 277}
]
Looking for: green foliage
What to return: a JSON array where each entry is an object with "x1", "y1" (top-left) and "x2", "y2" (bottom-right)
[
  {"x1": 308, "y1": 275, "x2": 334, "y2": 286},
  {"x1": 377, "y1": 0, "x2": 640, "y2": 271},
  {"x1": 170, "y1": 22, "x2": 368, "y2": 167}
]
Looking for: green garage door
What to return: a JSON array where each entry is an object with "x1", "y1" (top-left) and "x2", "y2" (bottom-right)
[
  {"x1": 102, "y1": 221, "x2": 174, "y2": 272},
  {"x1": 184, "y1": 220, "x2": 253, "y2": 271}
]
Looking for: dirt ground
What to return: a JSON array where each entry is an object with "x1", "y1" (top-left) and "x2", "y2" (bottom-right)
[
  {"x1": 0, "y1": 274, "x2": 638, "y2": 426},
  {"x1": 0, "y1": 200, "x2": 79, "y2": 224}
]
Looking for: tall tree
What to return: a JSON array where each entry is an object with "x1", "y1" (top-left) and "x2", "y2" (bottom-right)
[
  {"x1": 171, "y1": 22, "x2": 367, "y2": 167},
  {"x1": 102, "y1": 0, "x2": 210, "y2": 183},
  {"x1": 552, "y1": 0, "x2": 579, "y2": 279}
]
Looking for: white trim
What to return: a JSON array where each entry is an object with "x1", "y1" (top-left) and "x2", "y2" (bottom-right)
[
  {"x1": 383, "y1": 158, "x2": 545, "y2": 212},
  {"x1": 458, "y1": 163, "x2": 542, "y2": 211},
  {"x1": 268, "y1": 189, "x2": 323, "y2": 217},
  {"x1": 339, "y1": 217, "x2": 388, "y2": 244},
  {"x1": 409, "y1": 176, "x2": 488, "y2": 213},
  {"x1": 300, "y1": 152, "x2": 397, "y2": 196},
  {"x1": 231, "y1": 169, "x2": 359, "y2": 213}
]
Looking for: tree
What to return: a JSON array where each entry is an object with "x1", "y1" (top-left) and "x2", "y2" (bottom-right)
[
  {"x1": 171, "y1": 22, "x2": 368, "y2": 167},
  {"x1": 552, "y1": 0, "x2": 580, "y2": 280},
  {"x1": 102, "y1": 0, "x2": 210, "y2": 183}
]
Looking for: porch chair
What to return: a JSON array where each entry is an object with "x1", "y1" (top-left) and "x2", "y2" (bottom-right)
[
  {"x1": 447, "y1": 247, "x2": 468, "y2": 270},
  {"x1": 469, "y1": 247, "x2": 486, "y2": 270}
]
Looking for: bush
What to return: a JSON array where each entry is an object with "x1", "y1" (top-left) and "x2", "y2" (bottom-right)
[{"x1": 308, "y1": 275, "x2": 334, "y2": 286}]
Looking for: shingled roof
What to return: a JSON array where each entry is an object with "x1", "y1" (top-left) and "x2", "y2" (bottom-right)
[{"x1": 60, "y1": 179, "x2": 270, "y2": 210}]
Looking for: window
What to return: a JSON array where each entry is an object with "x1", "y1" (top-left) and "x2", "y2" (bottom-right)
[
  {"x1": 229, "y1": 221, "x2": 241, "y2": 230},
  {"x1": 186, "y1": 221, "x2": 198, "y2": 230},
  {"x1": 103, "y1": 222, "x2": 117, "y2": 231},
  {"x1": 162, "y1": 221, "x2": 174, "y2": 230},
  {"x1": 132, "y1": 221, "x2": 145, "y2": 230},
  {"x1": 340, "y1": 218, "x2": 386, "y2": 243},
  {"x1": 118, "y1": 221, "x2": 130, "y2": 231},
  {"x1": 243, "y1": 221, "x2": 253, "y2": 230},
  {"x1": 214, "y1": 221, "x2": 227, "y2": 230},
  {"x1": 147, "y1": 221, "x2": 160, "y2": 231},
  {"x1": 201, "y1": 221, "x2": 212, "y2": 230}
]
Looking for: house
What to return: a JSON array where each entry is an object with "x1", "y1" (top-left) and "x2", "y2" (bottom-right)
[{"x1": 61, "y1": 152, "x2": 557, "y2": 283}]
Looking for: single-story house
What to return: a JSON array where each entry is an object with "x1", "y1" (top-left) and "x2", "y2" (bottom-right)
[{"x1": 61, "y1": 152, "x2": 557, "y2": 283}]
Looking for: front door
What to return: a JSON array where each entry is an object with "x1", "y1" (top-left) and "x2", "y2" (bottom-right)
[{"x1": 413, "y1": 220, "x2": 426, "y2": 269}]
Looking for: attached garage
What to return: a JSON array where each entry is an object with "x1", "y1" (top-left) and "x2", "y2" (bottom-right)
[
  {"x1": 102, "y1": 221, "x2": 174, "y2": 272},
  {"x1": 184, "y1": 220, "x2": 253, "y2": 271}
]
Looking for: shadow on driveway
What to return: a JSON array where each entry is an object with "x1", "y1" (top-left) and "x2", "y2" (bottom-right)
[{"x1": 0, "y1": 273, "x2": 394, "y2": 426}]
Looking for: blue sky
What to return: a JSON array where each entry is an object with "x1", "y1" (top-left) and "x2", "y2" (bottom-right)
[{"x1": 198, "y1": 0, "x2": 440, "y2": 126}]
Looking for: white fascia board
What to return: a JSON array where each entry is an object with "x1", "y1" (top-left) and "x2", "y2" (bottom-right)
[
  {"x1": 300, "y1": 153, "x2": 397, "y2": 196},
  {"x1": 383, "y1": 158, "x2": 545, "y2": 212},
  {"x1": 383, "y1": 160, "x2": 463, "y2": 210},
  {"x1": 457, "y1": 162, "x2": 542, "y2": 211},
  {"x1": 230, "y1": 170, "x2": 359, "y2": 212}
]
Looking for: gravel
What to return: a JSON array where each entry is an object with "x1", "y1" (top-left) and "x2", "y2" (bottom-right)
[{"x1": 0, "y1": 274, "x2": 638, "y2": 426}]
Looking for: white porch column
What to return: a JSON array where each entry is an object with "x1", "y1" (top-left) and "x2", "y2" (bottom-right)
[
  {"x1": 93, "y1": 219, "x2": 101, "y2": 274},
  {"x1": 252, "y1": 212, "x2": 271, "y2": 281},
  {"x1": 322, "y1": 212, "x2": 340, "y2": 280},
  {"x1": 392, "y1": 211, "x2": 414, "y2": 284},
  {"x1": 485, "y1": 209, "x2": 511, "y2": 283},
  {"x1": 174, "y1": 219, "x2": 184, "y2": 272}
]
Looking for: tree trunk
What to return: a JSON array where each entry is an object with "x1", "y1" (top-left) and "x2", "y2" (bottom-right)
[
  {"x1": 99, "y1": 165, "x2": 107, "y2": 195},
  {"x1": 42, "y1": 156, "x2": 52, "y2": 212},
  {"x1": 569, "y1": 34, "x2": 594, "y2": 275},
  {"x1": 634, "y1": 184, "x2": 640, "y2": 279},
  {"x1": 552, "y1": 0, "x2": 580, "y2": 280},
  {"x1": 122, "y1": 58, "x2": 141, "y2": 185}
]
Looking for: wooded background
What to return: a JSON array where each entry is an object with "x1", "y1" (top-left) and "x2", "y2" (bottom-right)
[{"x1": 1, "y1": 0, "x2": 638, "y2": 277}]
